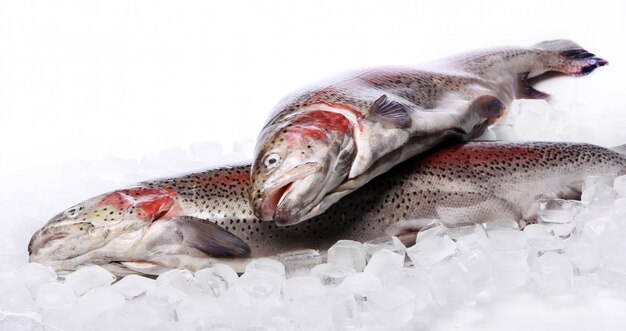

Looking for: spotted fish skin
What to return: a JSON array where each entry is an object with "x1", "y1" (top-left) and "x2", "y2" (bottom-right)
[
  {"x1": 249, "y1": 39, "x2": 609, "y2": 225},
  {"x1": 29, "y1": 142, "x2": 626, "y2": 275}
]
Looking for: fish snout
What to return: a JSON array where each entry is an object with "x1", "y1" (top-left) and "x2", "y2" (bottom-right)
[{"x1": 28, "y1": 222, "x2": 95, "y2": 255}]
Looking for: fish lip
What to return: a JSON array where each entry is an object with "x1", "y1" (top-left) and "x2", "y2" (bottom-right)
[{"x1": 260, "y1": 162, "x2": 321, "y2": 221}]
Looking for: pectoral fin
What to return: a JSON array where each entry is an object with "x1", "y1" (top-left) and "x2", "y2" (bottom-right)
[
  {"x1": 171, "y1": 216, "x2": 251, "y2": 257},
  {"x1": 367, "y1": 95, "x2": 412, "y2": 129}
]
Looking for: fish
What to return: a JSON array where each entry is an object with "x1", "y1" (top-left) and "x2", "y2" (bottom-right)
[
  {"x1": 249, "y1": 39, "x2": 608, "y2": 225},
  {"x1": 28, "y1": 141, "x2": 626, "y2": 276}
]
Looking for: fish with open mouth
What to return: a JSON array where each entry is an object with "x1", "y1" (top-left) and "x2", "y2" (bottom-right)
[
  {"x1": 249, "y1": 39, "x2": 608, "y2": 225},
  {"x1": 29, "y1": 141, "x2": 626, "y2": 276}
]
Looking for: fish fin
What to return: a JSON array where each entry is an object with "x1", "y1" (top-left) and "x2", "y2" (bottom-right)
[
  {"x1": 611, "y1": 144, "x2": 626, "y2": 156},
  {"x1": 469, "y1": 95, "x2": 506, "y2": 118},
  {"x1": 120, "y1": 261, "x2": 172, "y2": 275},
  {"x1": 463, "y1": 119, "x2": 491, "y2": 141},
  {"x1": 516, "y1": 73, "x2": 550, "y2": 99},
  {"x1": 533, "y1": 39, "x2": 608, "y2": 76},
  {"x1": 367, "y1": 95, "x2": 412, "y2": 129},
  {"x1": 171, "y1": 216, "x2": 251, "y2": 257}
]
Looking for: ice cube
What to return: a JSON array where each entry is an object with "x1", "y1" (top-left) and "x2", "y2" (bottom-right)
[
  {"x1": 489, "y1": 250, "x2": 529, "y2": 289},
  {"x1": 176, "y1": 295, "x2": 223, "y2": 325},
  {"x1": 447, "y1": 224, "x2": 490, "y2": 253},
  {"x1": 85, "y1": 309, "x2": 131, "y2": 331},
  {"x1": 244, "y1": 258, "x2": 285, "y2": 277},
  {"x1": 282, "y1": 276, "x2": 326, "y2": 301},
  {"x1": 77, "y1": 286, "x2": 126, "y2": 319},
  {"x1": 364, "y1": 236, "x2": 406, "y2": 261},
  {"x1": 275, "y1": 249, "x2": 322, "y2": 278},
  {"x1": 340, "y1": 272, "x2": 382, "y2": 309},
  {"x1": 42, "y1": 304, "x2": 91, "y2": 331},
  {"x1": 148, "y1": 269, "x2": 193, "y2": 303},
  {"x1": 16, "y1": 263, "x2": 57, "y2": 300},
  {"x1": 523, "y1": 224, "x2": 566, "y2": 251},
  {"x1": 111, "y1": 274, "x2": 155, "y2": 300},
  {"x1": 406, "y1": 235, "x2": 457, "y2": 269},
  {"x1": 64, "y1": 265, "x2": 116, "y2": 296},
  {"x1": 0, "y1": 282, "x2": 37, "y2": 312},
  {"x1": 143, "y1": 321, "x2": 185, "y2": 331},
  {"x1": 565, "y1": 242, "x2": 601, "y2": 274},
  {"x1": 329, "y1": 292, "x2": 361, "y2": 331},
  {"x1": 194, "y1": 264, "x2": 239, "y2": 297},
  {"x1": 368, "y1": 285, "x2": 415, "y2": 327},
  {"x1": 415, "y1": 221, "x2": 447, "y2": 241},
  {"x1": 458, "y1": 248, "x2": 491, "y2": 295},
  {"x1": 582, "y1": 176, "x2": 617, "y2": 206},
  {"x1": 484, "y1": 220, "x2": 519, "y2": 231},
  {"x1": 328, "y1": 240, "x2": 367, "y2": 272},
  {"x1": 310, "y1": 263, "x2": 356, "y2": 287},
  {"x1": 427, "y1": 257, "x2": 473, "y2": 311},
  {"x1": 487, "y1": 227, "x2": 528, "y2": 251},
  {"x1": 237, "y1": 269, "x2": 283, "y2": 300},
  {"x1": 530, "y1": 252, "x2": 573, "y2": 296},
  {"x1": 385, "y1": 268, "x2": 431, "y2": 310},
  {"x1": 581, "y1": 216, "x2": 612, "y2": 243},
  {"x1": 364, "y1": 249, "x2": 404, "y2": 279},
  {"x1": 538, "y1": 199, "x2": 584, "y2": 224},
  {"x1": 36, "y1": 282, "x2": 76, "y2": 311},
  {"x1": 107, "y1": 297, "x2": 174, "y2": 330},
  {"x1": 288, "y1": 295, "x2": 332, "y2": 330},
  {"x1": 598, "y1": 256, "x2": 626, "y2": 290}
]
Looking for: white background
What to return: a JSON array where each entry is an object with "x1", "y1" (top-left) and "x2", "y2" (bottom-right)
[{"x1": 1, "y1": 1, "x2": 626, "y2": 329}]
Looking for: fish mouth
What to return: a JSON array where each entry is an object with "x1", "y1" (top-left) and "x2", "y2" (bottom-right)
[{"x1": 260, "y1": 162, "x2": 321, "y2": 221}]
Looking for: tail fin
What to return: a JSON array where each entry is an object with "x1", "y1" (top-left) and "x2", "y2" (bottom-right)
[
  {"x1": 611, "y1": 144, "x2": 626, "y2": 156},
  {"x1": 534, "y1": 39, "x2": 608, "y2": 76}
]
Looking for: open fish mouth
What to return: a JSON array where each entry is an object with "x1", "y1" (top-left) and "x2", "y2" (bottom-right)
[{"x1": 260, "y1": 162, "x2": 322, "y2": 221}]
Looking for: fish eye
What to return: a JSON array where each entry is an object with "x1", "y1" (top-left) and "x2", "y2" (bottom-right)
[{"x1": 263, "y1": 153, "x2": 281, "y2": 169}]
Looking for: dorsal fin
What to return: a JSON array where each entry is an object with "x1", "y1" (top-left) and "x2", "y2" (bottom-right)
[{"x1": 367, "y1": 95, "x2": 412, "y2": 129}]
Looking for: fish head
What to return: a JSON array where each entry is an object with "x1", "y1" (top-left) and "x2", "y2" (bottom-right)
[
  {"x1": 28, "y1": 187, "x2": 250, "y2": 276},
  {"x1": 250, "y1": 110, "x2": 356, "y2": 225}
]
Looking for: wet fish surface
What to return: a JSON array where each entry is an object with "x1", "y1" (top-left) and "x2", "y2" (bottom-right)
[
  {"x1": 29, "y1": 141, "x2": 626, "y2": 275},
  {"x1": 249, "y1": 40, "x2": 608, "y2": 225}
]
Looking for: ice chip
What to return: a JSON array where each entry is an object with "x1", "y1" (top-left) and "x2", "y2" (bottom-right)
[
  {"x1": 194, "y1": 264, "x2": 239, "y2": 297},
  {"x1": 111, "y1": 274, "x2": 155, "y2": 300},
  {"x1": 0, "y1": 312, "x2": 43, "y2": 331},
  {"x1": 523, "y1": 223, "x2": 566, "y2": 251},
  {"x1": 489, "y1": 250, "x2": 529, "y2": 289},
  {"x1": 329, "y1": 292, "x2": 361, "y2": 331},
  {"x1": 143, "y1": 321, "x2": 185, "y2": 331},
  {"x1": 458, "y1": 248, "x2": 491, "y2": 295},
  {"x1": 415, "y1": 221, "x2": 446, "y2": 241},
  {"x1": 484, "y1": 220, "x2": 519, "y2": 231},
  {"x1": 340, "y1": 272, "x2": 382, "y2": 309},
  {"x1": 364, "y1": 236, "x2": 406, "y2": 261},
  {"x1": 310, "y1": 263, "x2": 356, "y2": 287},
  {"x1": 328, "y1": 240, "x2": 367, "y2": 272},
  {"x1": 16, "y1": 262, "x2": 57, "y2": 300},
  {"x1": 364, "y1": 249, "x2": 404, "y2": 279},
  {"x1": 598, "y1": 256, "x2": 626, "y2": 290},
  {"x1": 407, "y1": 235, "x2": 457, "y2": 269},
  {"x1": 282, "y1": 276, "x2": 326, "y2": 301},
  {"x1": 64, "y1": 265, "x2": 116, "y2": 296},
  {"x1": 530, "y1": 252, "x2": 573, "y2": 296},
  {"x1": 427, "y1": 257, "x2": 473, "y2": 311},
  {"x1": 581, "y1": 216, "x2": 612, "y2": 244},
  {"x1": 368, "y1": 285, "x2": 415, "y2": 327},
  {"x1": 245, "y1": 258, "x2": 285, "y2": 277},
  {"x1": 538, "y1": 199, "x2": 584, "y2": 224},
  {"x1": 275, "y1": 249, "x2": 322, "y2": 278},
  {"x1": 36, "y1": 282, "x2": 76, "y2": 311},
  {"x1": 148, "y1": 269, "x2": 194, "y2": 304},
  {"x1": 565, "y1": 242, "x2": 601, "y2": 274}
]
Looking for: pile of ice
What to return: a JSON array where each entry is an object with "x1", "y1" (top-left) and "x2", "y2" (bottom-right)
[{"x1": 2, "y1": 174, "x2": 626, "y2": 330}]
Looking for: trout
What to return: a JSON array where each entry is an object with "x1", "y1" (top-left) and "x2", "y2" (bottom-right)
[
  {"x1": 29, "y1": 142, "x2": 625, "y2": 275},
  {"x1": 249, "y1": 39, "x2": 608, "y2": 225}
]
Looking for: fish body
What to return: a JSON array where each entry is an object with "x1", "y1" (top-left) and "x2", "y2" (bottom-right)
[
  {"x1": 29, "y1": 142, "x2": 626, "y2": 275},
  {"x1": 249, "y1": 40, "x2": 608, "y2": 225}
]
